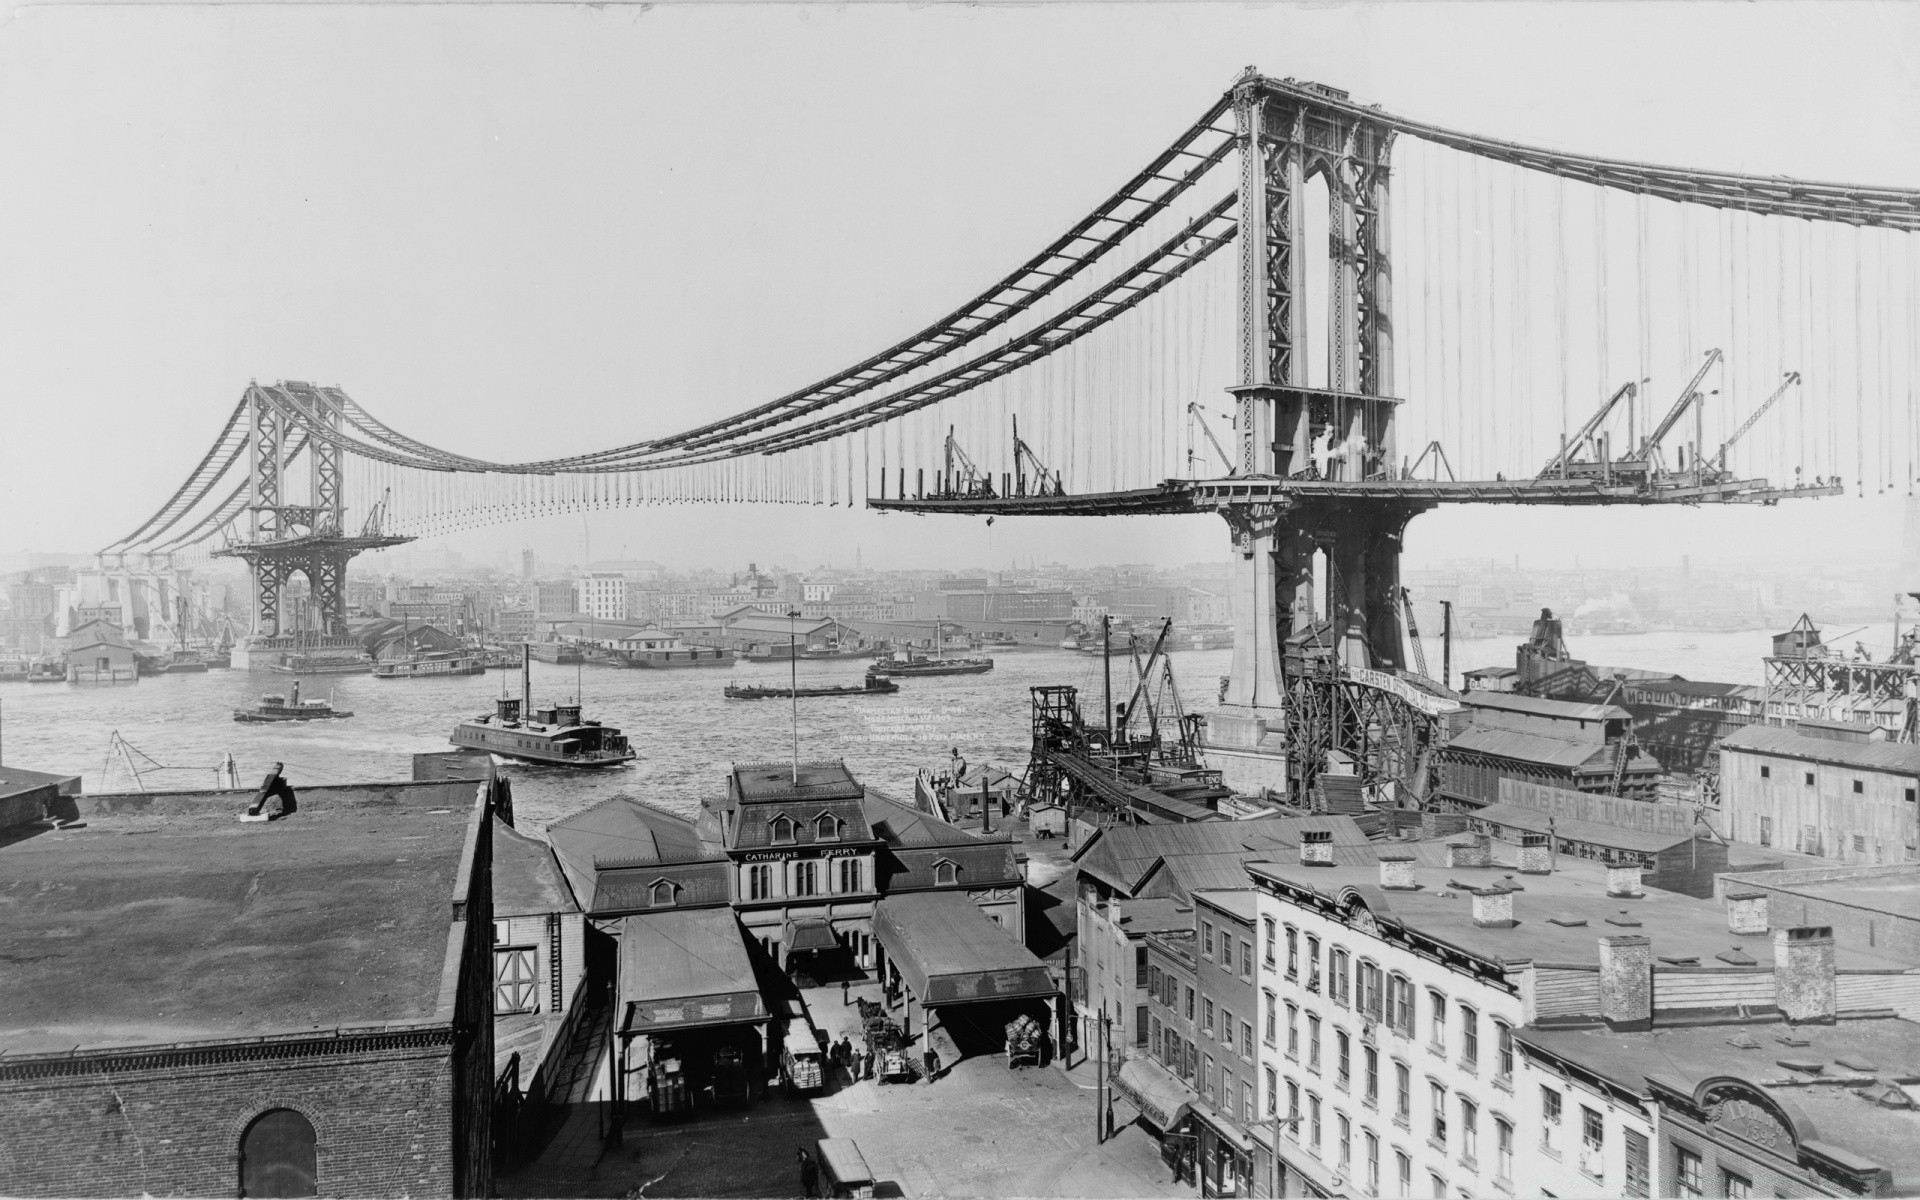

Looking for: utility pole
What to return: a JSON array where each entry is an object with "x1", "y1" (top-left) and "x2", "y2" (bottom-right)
[
  {"x1": 1096, "y1": 1009, "x2": 1113, "y2": 1144},
  {"x1": 1102, "y1": 614, "x2": 1114, "y2": 746},
  {"x1": 788, "y1": 609, "x2": 802, "y2": 782},
  {"x1": 1440, "y1": 600, "x2": 1454, "y2": 692}
]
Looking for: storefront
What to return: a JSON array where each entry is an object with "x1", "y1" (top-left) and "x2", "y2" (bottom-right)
[
  {"x1": 1112, "y1": 1057, "x2": 1200, "y2": 1183},
  {"x1": 616, "y1": 908, "x2": 771, "y2": 1118},
  {"x1": 1192, "y1": 1099, "x2": 1257, "y2": 1198}
]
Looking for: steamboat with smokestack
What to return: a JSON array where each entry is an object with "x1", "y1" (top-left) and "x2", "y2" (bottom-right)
[{"x1": 448, "y1": 645, "x2": 635, "y2": 768}]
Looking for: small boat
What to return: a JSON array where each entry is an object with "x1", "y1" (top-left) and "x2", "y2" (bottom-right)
[
  {"x1": 447, "y1": 645, "x2": 635, "y2": 767},
  {"x1": 234, "y1": 682, "x2": 352, "y2": 722},
  {"x1": 373, "y1": 651, "x2": 487, "y2": 679},
  {"x1": 25, "y1": 661, "x2": 63, "y2": 683},
  {"x1": 724, "y1": 673, "x2": 900, "y2": 700},
  {"x1": 267, "y1": 654, "x2": 372, "y2": 675},
  {"x1": 868, "y1": 654, "x2": 993, "y2": 678}
]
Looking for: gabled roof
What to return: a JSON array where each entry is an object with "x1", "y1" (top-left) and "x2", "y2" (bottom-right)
[
  {"x1": 493, "y1": 817, "x2": 580, "y2": 918},
  {"x1": 1074, "y1": 815, "x2": 1377, "y2": 901},
  {"x1": 546, "y1": 796, "x2": 725, "y2": 905},
  {"x1": 66, "y1": 619, "x2": 129, "y2": 649},
  {"x1": 862, "y1": 789, "x2": 1010, "y2": 850},
  {"x1": 1468, "y1": 801, "x2": 1700, "y2": 854},
  {"x1": 1463, "y1": 692, "x2": 1630, "y2": 722},
  {"x1": 1721, "y1": 724, "x2": 1920, "y2": 775},
  {"x1": 1442, "y1": 727, "x2": 1612, "y2": 771}
]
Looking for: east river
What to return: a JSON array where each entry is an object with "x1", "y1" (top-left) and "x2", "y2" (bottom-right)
[{"x1": 0, "y1": 625, "x2": 1891, "y2": 832}]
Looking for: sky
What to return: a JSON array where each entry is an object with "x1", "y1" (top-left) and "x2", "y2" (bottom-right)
[{"x1": 0, "y1": 1, "x2": 1915, "y2": 573}]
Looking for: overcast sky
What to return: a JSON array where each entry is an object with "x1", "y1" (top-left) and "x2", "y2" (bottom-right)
[{"x1": 0, "y1": 1, "x2": 1915, "y2": 574}]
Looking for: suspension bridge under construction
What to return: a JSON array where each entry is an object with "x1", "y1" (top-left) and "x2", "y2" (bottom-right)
[{"x1": 98, "y1": 69, "x2": 1920, "y2": 803}]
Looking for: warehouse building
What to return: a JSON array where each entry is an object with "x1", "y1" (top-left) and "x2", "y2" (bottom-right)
[{"x1": 1718, "y1": 720, "x2": 1920, "y2": 864}]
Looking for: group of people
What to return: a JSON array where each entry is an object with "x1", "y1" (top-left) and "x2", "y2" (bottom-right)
[{"x1": 825, "y1": 1033, "x2": 869, "y2": 1082}]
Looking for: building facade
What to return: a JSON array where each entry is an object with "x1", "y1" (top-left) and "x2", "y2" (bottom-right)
[{"x1": 1718, "y1": 722, "x2": 1920, "y2": 864}]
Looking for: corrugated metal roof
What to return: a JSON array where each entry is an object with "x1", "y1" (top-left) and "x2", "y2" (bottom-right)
[
  {"x1": 1721, "y1": 724, "x2": 1920, "y2": 774},
  {"x1": 1442, "y1": 727, "x2": 1607, "y2": 770},
  {"x1": 1468, "y1": 802, "x2": 1698, "y2": 853},
  {"x1": 618, "y1": 908, "x2": 765, "y2": 1011},
  {"x1": 872, "y1": 891, "x2": 1054, "y2": 1005},
  {"x1": 1464, "y1": 692, "x2": 1630, "y2": 721},
  {"x1": 1075, "y1": 815, "x2": 1377, "y2": 899},
  {"x1": 493, "y1": 817, "x2": 580, "y2": 917}
]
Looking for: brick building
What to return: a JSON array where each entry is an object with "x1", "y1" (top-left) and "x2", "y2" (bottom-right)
[{"x1": 0, "y1": 777, "x2": 497, "y2": 1198}]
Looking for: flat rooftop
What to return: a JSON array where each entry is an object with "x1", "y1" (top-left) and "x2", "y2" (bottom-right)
[
  {"x1": 1744, "y1": 866, "x2": 1920, "y2": 922},
  {"x1": 1245, "y1": 856, "x2": 1917, "y2": 972},
  {"x1": 0, "y1": 781, "x2": 480, "y2": 1058}
]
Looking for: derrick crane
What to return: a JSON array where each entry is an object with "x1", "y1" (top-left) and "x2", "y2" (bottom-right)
[
  {"x1": 943, "y1": 426, "x2": 994, "y2": 498},
  {"x1": 1631, "y1": 348, "x2": 1723, "y2": 466},
  {"x1": 1187, "y1": 403, "x2": 1238, "y2": 476},
  {"x1": 1714, "y1": 371, "x2": 1801, "y2": 470},
  {"x1": 1011, "y1": 415, "x2": 1063, "y2": 497},
  {"x1": 1399, "y1": 587, "x2": 1430, "y2": 679},
  {"x1": 1537, "y1": 380, "x2": 1641, "y2": 479}
]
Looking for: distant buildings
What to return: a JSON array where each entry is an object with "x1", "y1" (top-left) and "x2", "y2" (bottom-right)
[{"x1": 63, "y1": 618, "x2": 137, "y2": 682}]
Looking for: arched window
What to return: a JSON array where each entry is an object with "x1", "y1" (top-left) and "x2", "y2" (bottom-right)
[
  {"x1": 650, "y1": 880, "x2": 677, "y2": 907},
  {"x1": 770, "y1": 815, "x2": 795, "y2": 845},
  {"x1": 934, "y1": 860, "x2": 958, "y2": 886},
  {"x1": 815, "y1": 813, "x2": 839, "y2": 842},
  {"x1": 240, "y1": 1109, "x2": 317, "y2": 1198}
]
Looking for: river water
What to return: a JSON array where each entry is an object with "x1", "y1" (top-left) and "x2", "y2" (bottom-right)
[{"x1": 3, "y1": 623, "x2": 1892, "y2": 832}]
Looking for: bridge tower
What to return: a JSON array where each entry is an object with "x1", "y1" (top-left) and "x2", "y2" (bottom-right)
[
  {"x1": 217, "y1": 381, "x2": 411, "y2": 667},
  {"x1": 1204, "y1": 77, "x2": 1433, "y2": 797}
]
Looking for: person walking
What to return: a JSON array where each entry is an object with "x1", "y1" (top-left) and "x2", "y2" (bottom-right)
[{"x1": 797, "y1": 1147, "x2": 818, "y2": 1198}]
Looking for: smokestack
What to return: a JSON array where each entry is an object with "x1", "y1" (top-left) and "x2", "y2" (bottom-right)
[
  {"x1": 1379, "y1": 853, "x2": 1417, "y2": 891},
  {"x1": 1774, "y1": 926, "x2": 1837, "y2": 1025},
  {"x1": 1597, "y1": 935, "x2": 1653, "y2": 1031},
  {"x1": 1606, "y1": 865, "x2": 1644, "y2": 899},
  {"x1": 1299, "y1": 829, "x2": 1335, "y2": 867},
  {"x1": 1446, "y1": 833, "x2": 1492, "y2": 870},
  {"x1": 1517, "y1": 832, "x2": 1552, "y2": 875},
  {"x1": 1471, "y1": 885, "x2": 1516, "y2": 929},
  {"x1": 1725, "y1": 890, "x2": 1770, "y2": 936}
]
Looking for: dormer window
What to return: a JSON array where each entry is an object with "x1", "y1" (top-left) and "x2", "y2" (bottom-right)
[
  {"x1": 771, "y1": 815, "x2": 795, "y2": 845},
  {"x1": 934, "y1": 859, "x2": 959, "y2": 886},
  {"x1": 650, "y1": 879, "x2": 678, "y2": 907},
  {"x1": 815, "y1": 813, "x2": 840, "y2": 842}
]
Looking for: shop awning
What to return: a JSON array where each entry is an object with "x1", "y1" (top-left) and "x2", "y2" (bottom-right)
[
  {"x1": 784, "y1": 917, "x2": 841, "y2": 953},
  {"x1": 618, "y1": 908, "x2": 768, "y2": 1034},
  {"x1": 872, "y1": 891, "x2": 1055, "y2": 1005},
  {"x1": 1190, "y1": 1099, "x2": 1258, "y2": 1154},
  {"x1": 1113, "y1": 1058, "x2": 1197, "y2": 1131}
]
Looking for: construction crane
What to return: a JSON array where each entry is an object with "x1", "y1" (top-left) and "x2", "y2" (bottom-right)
[
  {"x1": 1537, "y1": 380, "x2": 1641, "y2": 479},
  {"x1": 1187, "y1": 403, "x2": 1237, "y2": 476},
  {"x1": 1713, "y1": 371, "x2": 1801, "y2": 470},
  {"x1": 1631, "y1": 348, "x2": 1723, "y2": 465},
  {"x1": 1011, "y1": 415, "x2": 1063, "y2": 496},
  {"x1": 1400, "y1": 587, "x2": 1430, "y2": 679},
  {"x1": 943, "y1": 426, "x2": 993, "y2": 497}
]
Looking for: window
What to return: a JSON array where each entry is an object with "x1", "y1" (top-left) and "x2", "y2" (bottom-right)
[
  {"x1": 650, "y1": 879, "x2": 677, "y2": 906},
  {"x1": 1242, "y1": 1020, "x2": 1254, "y2": 1060},
  {"x1": 1365, "y1": 1132, "x2": 1380, "y2": 1195},
  {"x1": 1495, "y1": 1021, "x2": 1514, "y2": 1081},
  {"x1": 771, "y1": 815, "x2": 795, "y2": 844},
  {"x1": 1387, "y1": 974, "x2": 1416, "y2": 1037},
  {"x1": 1396, "y1": 1150, "x2": 1412, "y2": 1198},
  {"x1": 1338, "y1": 1113, "x2": 1352, "y2": 1172},
  {"x1": 1336, "y1": 1030, "x2": 1351, "y2": 1088},
  {"x1": 1151, "y1": 1017, "x2": 1162, "y2": 1060},
  {"x1": 747, "y1": 863, "x2": 774, "y2": 900},
  {"x1": 1136, "y1": 945, "x2": 1149, "y2": 985},
  {"x1": 1243, "y1": 1080, "x2": 1255, "y2": 1123},
  {"x1": 1908, "y1": 787, "x2": 1918, "y2": 804},
  {"x1": 494, "y1": 946, "x2": 538, "y2": 1014},
  {"x1": 1759, "y1": 815, "x2": 1772, "y2": 846},
  {"x1": 836, "y1": 857, "x2": 862, "y2": 894},
  {"x1": 1241, "y1": 938, "x2": 1254, "y2": 979},
  {"x1": 1675, "y1": 1148, "x2": 1703, "y2": 1199},
  {"x1": 1204, "y1": 998, "x2": 1215, "y2": 1036},
  {"x1": 1224, "y1": 1068, "x2": 1235, "y2": 1109},
  {"x1": 1263, "y1": 917, "x2": 1277, "y2": 966},
  {"x1": 1205, "y1": 1054, "x2": 1216, "y2": 1101},
  {"x1": 1854, "y1": 779, "x2": 1865, "y2": 794},
  {"x1": 1308, "y1": 1093, "x2": 1322, "y2": 1155},
  {"x1": 1287, "y1": 925, "x2": 1299, "y2": 978},
  {"x1": 1288, "y1": 1080, "x2": 1301, "y2": 1130},
  {"x1": 1137, "y1": 1006, "x2": 1149, "y2": 1047},
  {"x1": 1460, "y1": 1005, "x2": 1479, "y2": 1069},
  {"x1": 934, "y1": 860, "x2": 958, "y2": 886},
  {"x1": 1394, "y1": 1061, "x2": 1411, "y2": 1124},
  {"x1": 815, "y1": 812, "x2": 839, "y2": 841},
  {"x1": 1360, "y1": 960, "x2": 1383, "y2": 1021},
  {"x1": 1624, "y1": 1128, "x2": 1651, "y2": 1198},
  {"x1": 1460, "y1": 1097, "x2": 1478, "y2": 1164},
  {"x1": 1306, "y1": 934, "x2": 1321, "y2": 991},
  {"x1": 1494, "y1": 1118, "x2": 1513, "y2": 1182},
  {"x1": 1580, "y1": 1107, "x2": 1604, "y2": 1179},
  {"x1": 1428, "y1": 990, "x2": 1447, "y2": 1051},
  {"x1": 1760, "y1": 765, "x2": 1771, "y2": 778},
  {"x1": 1428, "y1": 1174, "x2": 1446, "y2": 1200},
  {"x1": 793, "y1": 860, "x2": 819, "y2": 896},
  {"x1": 1805, "y1": 771, "x2": 1815, "y2": 786},
  {"x1": 1203, "y1": 921, "x2": 1215, "y2": 959},
  {"x1": 1286, "y1": 1003, "x2": 1299, "y2": 1058},
  {"x1": 1364, "y1": 1045, "x2": 1379, "y2": 1106},
  {"x1": 1265, "y1": 1067, "x2": 1278, "y2": 1117},
  {"x1": 1185, "y1": 985, "x2": 1196, "y2": 1021},
  {"x1": 1430, "y1": 1081, "x2": 1448, "y2": 1148},
  {"x1": 1308, "y1": 1014, "x2": 1322, "y2": 1072},
  {"x1": 1722, "y1": 1171, "x2": 1752, "y2": 1199},
  {"x1": 240, "y1": 1109, "x2": 318, "y2": 1199},
  {"x1": 1331, "y1": 948, "x2": 1351, "y2": 1006},
  {"x1": 1264, "y1": 990, "x2": 1278, "y2": 1045},
  {"x1": 1222, "y1": 1007, "x2": 1235, "y2": 1047},
  {"x1": 1541, "y1": 1087, "x2": 1562, "y2": 1153}
]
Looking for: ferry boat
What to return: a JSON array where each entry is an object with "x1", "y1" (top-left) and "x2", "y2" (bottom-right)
[
  {"x1": 868, "y1": 653, "x2": 993, "y2": 678},
  {"x1": 373, "y1": 650, "x2": 487, "y2": 679},
  {"x1": 724, "y1": 672, "x2": 899, "y2": 700},
  {"x1": 612, "y1": 632, "x2": 736, "y2": 669},
  {"x1": 234, "y1": 681, "x2": 352, "y2": 722},
  {"x1": 527, "y1": 641, "x2": 584, "y2": 665},
  {"x1": 447, "y1": 647, "x2": 635, "y2": 768},
  {"x1": 267, "y1": 653, "x2": 372, "y2": 675}
]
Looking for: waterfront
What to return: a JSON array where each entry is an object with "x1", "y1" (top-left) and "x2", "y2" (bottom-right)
[{"x1": 2, "y1": 623, "x2": 1887, "y2": 832}]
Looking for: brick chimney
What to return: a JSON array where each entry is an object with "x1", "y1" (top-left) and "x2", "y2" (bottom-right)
[
  {"x1": 1606, "y1": 864, "x2": 1644, "y2": 899},
  {"x1": 1471, "y1": 885, "x2": 1516, "y2": 929},
  {"x1": 1299, "y1": 828, "x2": 1335, "y2": 867},
  {"x1": 1517, "y1": 832, "x2": 1552, "y2": 875},
  {"x1": 1380, "y1": 852, "x2": 1417, "y2": 891},
  {"x1": 1597, "y1": 935, "x2": 1653, "y2": 1031},
  {"x1": 1774, "y1": 926, "x2": 1837, "y2": 1025},
  {"x1": 1725, "y1": 890, "x2": 1770, "y2": 936},
  {"x1": 1446, "y1": 833, "x2": 1493, "y2": 870}
]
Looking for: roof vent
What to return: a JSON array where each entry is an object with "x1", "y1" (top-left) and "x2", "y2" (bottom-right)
[
  {"x1": 1606, "y1": 910, "x2": 1643, "y2": 928},
  {"x1": 1717, "y1": 945, "x2": 1757, "y2": 966},
  {"x1": 1547, "y1": 914, "x2": 1587, "y2": 928},
  {"x1": 1726, "y1": 1032, "x2": 1762, "y2": 1050}
]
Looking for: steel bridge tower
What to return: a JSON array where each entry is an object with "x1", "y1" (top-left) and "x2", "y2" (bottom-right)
[
  {"x1": 1202, "y1": 78, "x2": 1428, "y2": 793},
  {"x1": 217, "y1": 381, "x2": 410, "y2": 665}
]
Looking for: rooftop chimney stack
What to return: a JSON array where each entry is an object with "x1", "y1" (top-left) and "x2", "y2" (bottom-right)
[
  {"x1": 1380, "y1": 853, "x2": 1417, "y2": 891},
  {"x1": 1446, "y1": 833, "x2": 1493, "y2": 870},
  {"x1": 1726, "y1": 890, "x2": 1770, "y2": 936},
  {"x1": 1517, "y1": 832, "x2": 1552, "y2": 875},
  {"x1": 1299, "y1": 829, "x2": 1335, "y2": 867},
  {"x1": 1598, "y1": 935, "x2": 1654, "y2": 1031},
  {"x1": 1471, "y1": 885, "x2": 1516, "y2": 929},
  {"x1": 1606, "y1": 864, "x2": 1644, "y2": 899},
  {"x1": 1774, "y1": 926, "x2": 1837, "y2": 1025}
]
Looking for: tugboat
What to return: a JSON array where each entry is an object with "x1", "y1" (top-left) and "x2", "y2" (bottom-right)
[
  {"x1": 373, "y1": 650, "x2": 486, "y2": 679},
  {"x1": 233, "y1": 681, "x2": 353, "y2": 722},
  {"x1": 448, "y1": 646, "x2": 636, "y2": 767},
  {"x1": 724, "y1": 670, "x2": 900, "y2": 700}
]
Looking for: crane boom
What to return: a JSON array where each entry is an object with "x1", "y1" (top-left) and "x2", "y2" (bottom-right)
[
  {"x1": 1633, "y1": 348, "x2": 1722, "y2": 461},
  {"x1": 1715, "y1": 371, "x2": 1801, "y2": 467},
  {"x1": 1011, "y1": 415, "x2": 1062, "y2": 496},
  {"x1": 1537, "y1": 380, "x2": 1637, "y2": 479},
  {"x1": 1188, "y1": 403, "x2": 1238, "y2": 476},
  {"x1": 1400, "y1": 587, "x2": 1430, "y2": 679}
]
